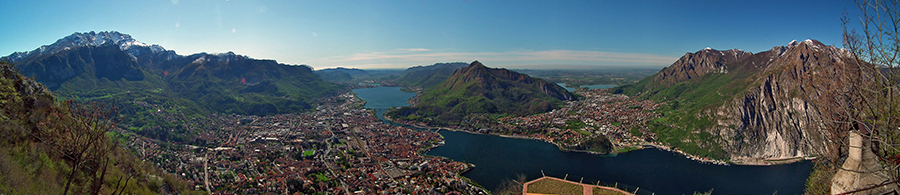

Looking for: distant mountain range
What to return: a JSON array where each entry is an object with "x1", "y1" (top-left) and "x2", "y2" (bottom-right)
[
  {"x1": 314, "y1": 67, "x2": 372, "y2": 83},
  {"x1": 313, "y1": 62, "x2": 469, "y2": 88},
  {"x1": 5, "y1": 31, "x2": 166, "y2": 63},
  {"x1": 615, "y1": 39, "x2": 855, "y2": 161},
  {"x1": 388, "y1": 61, "x2": 575, "y2": 126},
  {"x1": 2, "y1": 31, "x2": 341, "y2": 142}
]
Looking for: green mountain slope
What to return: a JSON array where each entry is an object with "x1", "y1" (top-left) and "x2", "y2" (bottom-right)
[
  {"x1": 155, "y1": 51, "x2": 339, "y2": 115},
  {"x1": 388, "y1": 61, "x2": 575, "y2": 126},
  {"x1": 0, "y1": 62, "x2": 199, "y2": 194},
  {"x1": 395, "y1": 62, "x2": 469, "y2": 89}
]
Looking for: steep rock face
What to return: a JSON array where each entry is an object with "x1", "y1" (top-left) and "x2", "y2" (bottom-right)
[
  {"x1": 711, "y1": 40, "x2": 854, "y2": 160},
  {"x1": 715, "y1": 76, "x2": 821, "y2": 159},
  {"x1": 654, "y1": 48, "x2": 752, "y2": 86},
  {"x1": 622, "y1": 39, "x2": 859, "y2": 161}
]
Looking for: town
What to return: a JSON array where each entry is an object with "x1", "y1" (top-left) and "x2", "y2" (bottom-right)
[
  {"x1": 118, "y1": 92, "x2": 487, "y2": 194},
  {"x1": 390, "y1": 88, "x2": 727, "y2": 165},
  {"x1": 114, "y1": 87, "x2": 733, "y2": 194},
  {"x1": 390, "y1": 88, "x2": 662, "y2": 153},
  {"x1": 497, "y1": 88, "x2": 662, "y2": 151}
]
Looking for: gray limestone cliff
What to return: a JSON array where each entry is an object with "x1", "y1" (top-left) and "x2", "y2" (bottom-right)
[
  {"x1": 712, "y1": 40, "x2": 852, "y2": 161},
  {"x1": 622, "y1": 40, "x2": 864, "y2": 161}
]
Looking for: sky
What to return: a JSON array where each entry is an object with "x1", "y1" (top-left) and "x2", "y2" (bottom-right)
[{"x1": 0, "y1": 0, "x2": 861, "y2": 70}]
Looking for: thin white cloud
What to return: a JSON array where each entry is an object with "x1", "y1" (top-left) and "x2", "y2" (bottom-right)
[
  {"x1": 313, "y1": 49, "x2": 678, "y2": 69},
  {"x1": 397, "y1": 48, "x2": 432, "y2": 52}
]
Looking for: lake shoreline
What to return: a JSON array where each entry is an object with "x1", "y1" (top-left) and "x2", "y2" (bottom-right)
[
  {"x1": 383, "y1": 112, "x2": 818, "y2": 166},
  {"x1": 383, "y1": 114, "x2": 744, "y2": 166},
  {"x1": 356, "y1": 86, "x2": 814, "y2": 194}
]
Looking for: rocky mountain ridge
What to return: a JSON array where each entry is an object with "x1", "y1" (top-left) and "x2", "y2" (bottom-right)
[
  {"x1": 4, "y1": 31, "x2": 167, "y2": 63},
  {"x1": 619, "y1": 39, "x2": 856, "y2": 161},
  {"x1": 714, "y1": 39, "x2": 852, "y2": 161},
  {"x1": 653, "y1": 48, "x2": 752, "y2": 87}
]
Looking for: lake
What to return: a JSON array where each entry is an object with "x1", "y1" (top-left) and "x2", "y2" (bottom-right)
[
  {"x1": 353, "y1": 86, "x2": 813, "y2": 195},
  {"x1": 352, "y1": 86, "x2": 416, "y2": 123}
]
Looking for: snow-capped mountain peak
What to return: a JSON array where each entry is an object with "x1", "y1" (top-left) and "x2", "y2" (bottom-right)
[
  {"x1": 4, "y1": 31, "x2": 168, "y2": 63},
  {"x1": 787, "y1": 40, "x2": 800, "y2": 47}
]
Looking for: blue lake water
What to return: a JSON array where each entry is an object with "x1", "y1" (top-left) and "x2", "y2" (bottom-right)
[
  {"x1": 353, "y1": 87, "x2": 416, "y2": 122},
  {"x1": 353, "y1": 86, "x2": 814, "y2": 195}
]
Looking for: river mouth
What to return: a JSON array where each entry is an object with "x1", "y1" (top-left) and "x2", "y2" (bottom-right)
[{"x1": 353, "y1": 86, "x2": 814, "y2": 194}]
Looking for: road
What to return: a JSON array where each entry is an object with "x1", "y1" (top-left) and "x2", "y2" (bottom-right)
[
  {"x1": 203, "y1": 152, "x2": 211, "y2": 194},
  {"x1": 322, "y1": 129, "x2": 352, "y2": 195}
]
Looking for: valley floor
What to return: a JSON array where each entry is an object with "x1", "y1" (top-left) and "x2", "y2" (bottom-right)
[{"x1": 115, "y1": 92, "x2": 487, "y2": 194}]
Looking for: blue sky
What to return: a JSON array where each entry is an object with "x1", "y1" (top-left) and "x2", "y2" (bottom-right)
[{"x1": 0, "y1": 0, "x2": 859, "y2": 70}]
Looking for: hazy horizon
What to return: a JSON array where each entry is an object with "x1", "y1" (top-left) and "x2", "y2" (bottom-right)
[{"x1": 316, "y1": 63, "x2": 667, "y2": 71}]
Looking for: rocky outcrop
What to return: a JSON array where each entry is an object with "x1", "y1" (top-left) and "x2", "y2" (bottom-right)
[{"x1": 0, "y1": 62, "x2": 52, "y2": 100}]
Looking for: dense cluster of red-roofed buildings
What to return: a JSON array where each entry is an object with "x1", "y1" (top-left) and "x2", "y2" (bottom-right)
[{"x1": 120, "y1": 92, "x2": 487, "y2": 194}]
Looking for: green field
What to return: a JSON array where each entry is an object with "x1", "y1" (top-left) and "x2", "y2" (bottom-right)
[
  {"x1": 526, "y1": 178, "x2": 629, "y2": 195},
  {"x1": 527, "y1": 178, "x2": 583, "y2": 195}
]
